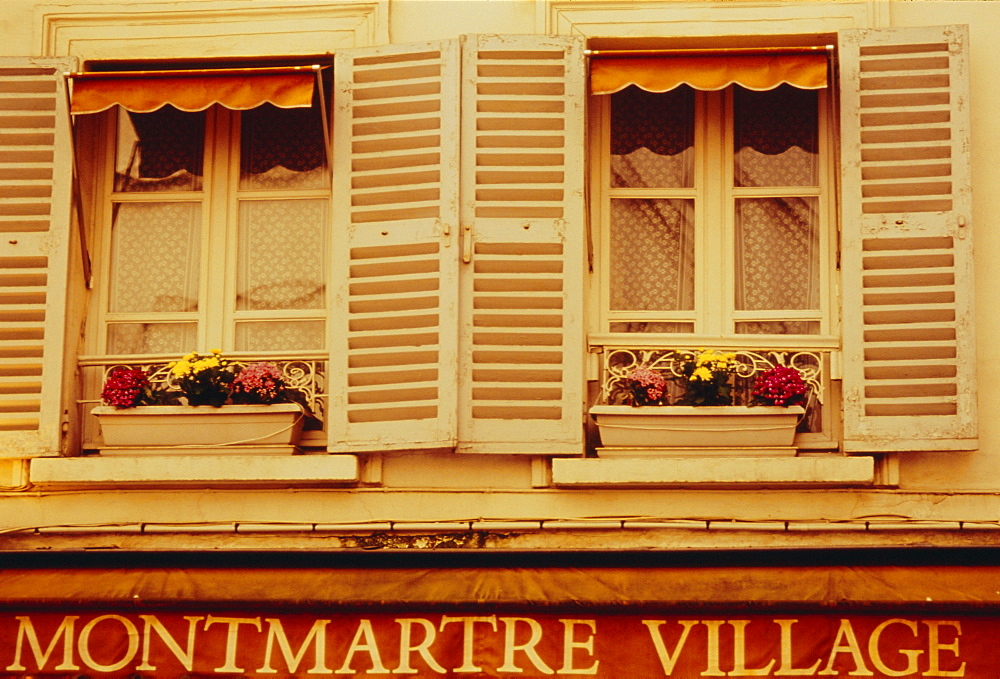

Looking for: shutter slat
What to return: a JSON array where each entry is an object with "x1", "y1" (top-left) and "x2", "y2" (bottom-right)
[{"x1": 839, "y1": 25, "x2": 975, "y2": 452}]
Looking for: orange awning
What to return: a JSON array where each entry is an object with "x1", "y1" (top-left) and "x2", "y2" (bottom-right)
[
  {"x1": 590, "y1": 47, "x2": 829, "y2": 95},
  {"x1": 69, "y1": 65, "x2": 321, "y2": 115}
]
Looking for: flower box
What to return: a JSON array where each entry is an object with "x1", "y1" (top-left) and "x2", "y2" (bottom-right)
[
  {"x1": 92, "y1": 404, "x2": 304, "y2": 455},
  {"x1": 590, "y1": 405, "x2": 804, "y2": 456}
]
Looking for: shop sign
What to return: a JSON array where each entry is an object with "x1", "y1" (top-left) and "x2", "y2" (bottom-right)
[{"x1": 0, "y1": 612, "x2": 980, "y2": 677}]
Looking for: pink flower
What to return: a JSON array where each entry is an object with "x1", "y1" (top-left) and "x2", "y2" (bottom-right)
[{"x1": 232, "y1": 363, "x2": 287, "y2": 404}]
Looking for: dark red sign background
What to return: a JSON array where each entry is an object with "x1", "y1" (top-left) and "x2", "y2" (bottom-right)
[{"x1": 0, "y1": 611, "x2": 983, "y2": 677}]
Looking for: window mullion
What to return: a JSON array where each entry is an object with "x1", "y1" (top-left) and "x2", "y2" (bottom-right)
[
  {"x1": 202, "y1": 106, "x2": 235, "y2": 351},
  {"x1": 700, "y1": 90, "x2": 727, "y2": 336}
]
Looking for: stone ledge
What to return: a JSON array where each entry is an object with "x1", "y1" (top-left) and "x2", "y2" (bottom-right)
[
  {"x1": 552, "y1": 455, "x2": 875, "y2": 488},
  {"x1": 29, "y1": 455, "x2": 359, "y2": 488}
]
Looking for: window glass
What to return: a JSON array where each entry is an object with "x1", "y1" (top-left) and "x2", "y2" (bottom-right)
[
  {"x1": 609, "y1": 198, "x2": 695, "y2": 313},
  {"x1": 236, "y1": 199, "x2": 327, "y2": 312},
  {"x1": 611, "y1": 86, "x2": 694, "y2": 188},
  {"x1": 115, "y1": 106, "x2": 204, "y2": 192},
  {"x1": 240, "y1": 103, "x2": 327, "y2": 191},
  {"x1": 734, "y1": 85, "x2": 818, "y2": 188}
]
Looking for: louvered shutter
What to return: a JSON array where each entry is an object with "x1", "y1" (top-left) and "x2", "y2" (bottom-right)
[
  {"x1": 457, "y1": 34, "x2": 586, "y2": 454},
  {"x1": 0, "y1": 59, "x2": 76, "y2": 456},
  {"x1": 329, "y1": 42, "x2": 461, "y2": 451},
  {"x1": 839, "y1": 25, "x2": 976, "y2": 452}
]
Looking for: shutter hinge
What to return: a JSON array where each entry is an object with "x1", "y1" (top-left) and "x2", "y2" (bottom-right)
[{"x1": 957, "y1": 215, "x2": 968, "y2": 239}]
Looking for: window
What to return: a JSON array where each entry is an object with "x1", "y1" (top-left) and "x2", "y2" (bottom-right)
[
  {"x1": 97, "y1": 95, "x2": 330, "y2": 356},
  {"x1": 597, "y1": 82, "x2": 834, "y2": 339}
]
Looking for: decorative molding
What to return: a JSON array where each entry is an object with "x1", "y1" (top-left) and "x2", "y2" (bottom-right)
[
  {"x1": 543, "y1": 1, "x2": 886, "y2": 38},
  {"x1": 36, "y1": 0, "x2": 388, "y2": 59}
]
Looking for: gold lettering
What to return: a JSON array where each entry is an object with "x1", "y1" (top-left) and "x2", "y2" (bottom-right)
[
  {"x1": 868, "y1": 618, "x2": 921, "y2": 677},
  {"x1": 204, "y1": 615, "x2": 262, "y2": 673},
  {"x1": 642, "y1": 620, "x2": 697, "y2": 676},
  {"x1": 335, "y1": 619, "x2": 389, "y2": 675},
  {"x1": 136, "y1": 615, "x2": 203, "y2": 672},
  {"x1": 774, "y1": 619, "x2": 821, "y2": 676},
  {"x1": 701, "y1": 620, "x2": 726, "y2": 677},
  {"x1": 6, "y1": 615, "x2": 80, "y2": 672},
  {"x1": 818, "y1": 619, "x2": 874, "y2": 676},
  {"x1": 259, "y1": 618, "x2": 332, "y2": 675},
  {"x1": 77, "y1": 614, "x2": 139, "y2": 673},
  {"x1": 439, "y1": 616, "x2": 497, "y2": 673},
  {"x1": 557, "y1": 619, "x2": 599, "y2": 675},
  {"x1": 924, "y1": 620, "x2": 966, "y2": 677},
  {"x1": 498, "y1": 617, "x2": 555, "y2": 675},
  {"x1": 729, "y1": 620, "x2": 776, "y2": 676},
  {"x1": 394, "y1": 618, "x2": 447, "y2": 674}
]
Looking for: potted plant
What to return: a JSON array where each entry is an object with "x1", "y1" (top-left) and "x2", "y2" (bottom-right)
[
  {"x1": 590, "y1": 349, "x2": 808, "y2": 455},
  {"x1": 91, "y1": 351, "x2": 305, "y2": 455}
]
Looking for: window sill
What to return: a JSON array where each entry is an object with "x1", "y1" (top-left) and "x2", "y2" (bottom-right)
[
  {"x1": 29, "y1": 454, "x2": 358, "y2": 488},
  {"x1": 552, "y1": 455, "x2": 874, "y2": 488}
]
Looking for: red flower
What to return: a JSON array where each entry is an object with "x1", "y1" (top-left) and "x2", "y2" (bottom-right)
[{"x1": 101, "y1": 367, "x2": 151, "y2": 409}]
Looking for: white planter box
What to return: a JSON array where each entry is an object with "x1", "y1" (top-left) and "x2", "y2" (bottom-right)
[
  {"x1": 92, "y1": 404, "x2": 305, "y2": 455},
  {"x1": 590, "y1": 405, "x2": 804, "y2": 456}
]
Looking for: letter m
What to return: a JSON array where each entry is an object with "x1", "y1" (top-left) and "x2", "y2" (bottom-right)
[
  {"x1": 6, "y1": 616, "x2": 81, "y2": 671},
  {"x1": 258, "y1": 618, "x2": 331, "y2": 674}
]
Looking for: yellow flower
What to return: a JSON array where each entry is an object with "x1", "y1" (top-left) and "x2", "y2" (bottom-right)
[
  {"x1": 211, "y1": 348, "x2": 222, "y2": 355},
  {"x1": 691, "y1": 366, "x2": 713, "y2": 382}
]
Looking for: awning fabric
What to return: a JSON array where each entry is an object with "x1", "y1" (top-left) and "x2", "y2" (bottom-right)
[
  {"x1": 0, "y1": 565, "x2": 997, "y2": 610},
  {"x1": 69, "y1": 65, "x2": 319, "y2": 115},
  {"x1": 590, "y1": 51, "x2": 828, "y2": 95}
]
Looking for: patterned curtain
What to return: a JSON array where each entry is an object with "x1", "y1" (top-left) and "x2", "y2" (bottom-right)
[
  {"x1": 610, "y1": 86, "x2": 694, "y2": 188},
  {"x1": 117, "y1": 106, "x2": 205, "y2": 191}
]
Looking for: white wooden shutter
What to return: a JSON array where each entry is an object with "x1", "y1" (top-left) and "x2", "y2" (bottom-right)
[
  {"x1": 0, "y1": 58, "x2": 76, "y2": 456},
  {"x1": 457, "y1": 34, "x2": 586, "y2": 454},
  {"x1": 839, "y1": 25, "x2": 976, "y2": 452},
  {"x1": 329, "y1": 42, "x2": 461, "y2": 452}
]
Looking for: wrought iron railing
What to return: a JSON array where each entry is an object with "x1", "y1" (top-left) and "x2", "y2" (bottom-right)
[
  {"x1": 595, "y1": 346, "x2": 828, "y2": 432},
  {"x1": 82, "y1": 357, "x2": 328, "y2": 426}
]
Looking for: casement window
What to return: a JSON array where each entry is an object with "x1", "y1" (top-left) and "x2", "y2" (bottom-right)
[
  {"x1": 597, "y1": 81, "x2": 833, "y2": 338},
  {"x1": 588, "y1": 25, "x2": 978, "y2": 453},
  {"x1": 90, "y1": 70, "x2": 332, "y2": 356}
]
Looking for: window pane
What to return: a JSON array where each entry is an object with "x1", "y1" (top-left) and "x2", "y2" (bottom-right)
[
  {"x1": 610, "y1": 198, "x2": 694, "y2": 314},
  {"x1": 734, "y1": 196, "x2": 819, "y2": 314},
  {"x1": 107, "y1": 322, "x2": 197, "y2": 355},
  {"x1": 611, "y1": 86, "x2": 694, "y2": 188},
  {"x1": 235, "y1": 321, "x2": 326, "y2": 352},
  {"x1": 108, "y1": 202, "x2": 201, "y2": 313},
  {"x1": 115, "y1": 106, "x2": 204, "y2": 192},
  {"x1": 236, "y1": 199, "x2": 326, "y2": 310},
  {"x1": 734, "y1": 85, "x2": 818, "y2": 187},
  {"x1": 239, "y1": 103, "x2": 327, "y2": 191},
  {"x1": 736, "y1": 321, "x2": 820, "y2": 335}
]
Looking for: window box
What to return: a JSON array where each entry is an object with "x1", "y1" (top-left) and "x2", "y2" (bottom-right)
[
  {"x1": 590, "y1": 404, "x2": 804, "y2": 456},
  {"x1": 91, "y1": 404, "x2": 305, "y2": 455}
]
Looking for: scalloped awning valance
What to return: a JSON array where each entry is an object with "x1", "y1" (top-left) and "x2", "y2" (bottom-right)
[
  {"x1": 68, "y1": 65, "x2": 322, "y2": 115},
  {"x1": 589, "y1": 46, "x2": 830, "y2": 95}
]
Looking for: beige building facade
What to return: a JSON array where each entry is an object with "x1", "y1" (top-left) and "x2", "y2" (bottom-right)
[{"x1": 0, "y1": 0, "x2": 999, "y2": 675}]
